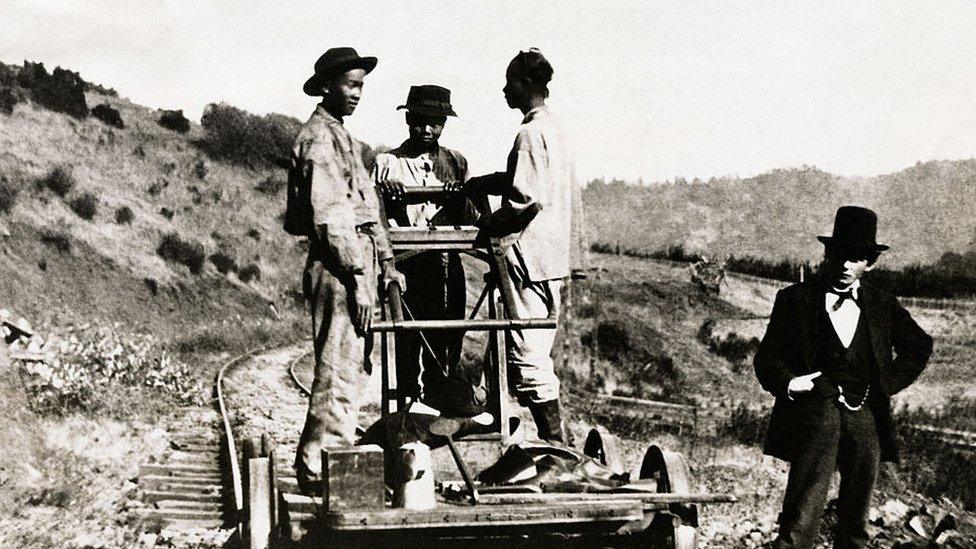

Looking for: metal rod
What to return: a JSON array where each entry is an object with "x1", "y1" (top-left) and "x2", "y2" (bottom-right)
[
  {"x1": 371, "y1": 318, "x2": 556, "y2": 332},
  {"x1": 444, "y1": 435, "x2": 479, "y2": 505},
  {"x1": 400, "y1": 185, "x2": 448, "y2": 196},
  {"x1": 468, "y1": 283, "x2": 492, "y2": 320},
  {"x1": 478, "y1": 492, "x2": 737, "y2": 505},
  {"x1": 400, "y1": 301, "x2": 448, "y2": 377}
]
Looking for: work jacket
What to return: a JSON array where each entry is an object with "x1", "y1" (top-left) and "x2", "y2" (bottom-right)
[{"x1": 287, "y1": 104, "x2": 393, "y2": 279}]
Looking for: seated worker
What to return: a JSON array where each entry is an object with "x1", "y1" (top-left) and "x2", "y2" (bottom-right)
[{"x1": 372, "y1": 85, "x2": 481, "y2": 415}]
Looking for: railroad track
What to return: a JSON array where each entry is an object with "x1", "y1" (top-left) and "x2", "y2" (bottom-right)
[
  {"x1": 907, "y1": 424, "x2": 976, "y2": 452},
  {"x1": 134, "y1": 349, "x2": 269, "y2": 530},
  {"x1": 133, "y1": 345, "x2": 311, "y2": 534}
]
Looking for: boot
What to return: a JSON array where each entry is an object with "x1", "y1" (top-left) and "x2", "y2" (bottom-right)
[{"x1": 528, "y1": 399, "x2": 569, "y2": 445}]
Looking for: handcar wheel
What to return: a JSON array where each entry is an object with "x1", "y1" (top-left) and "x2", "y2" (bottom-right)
[
  {"x1": 582, "y1": 425, "x2": 626, "y2": 475},
  {"x1": 638, "y1": 445, "x2": 698, "y2": 549}
]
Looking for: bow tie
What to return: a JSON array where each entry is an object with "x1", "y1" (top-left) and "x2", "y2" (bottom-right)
[{"x1": 828, "y1": 288, "x2": 858, "y2": 311}]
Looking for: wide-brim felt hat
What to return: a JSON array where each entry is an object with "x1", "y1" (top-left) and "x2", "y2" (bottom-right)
[
  {"x1": 817, "y1": 205, "x2": 889, "y2": 251},
  {"x1": 396, "y1": 84, "x2": 457, "y2": 117},
  {"x1": 303, "y1": 47, "x2": 377, "y2": 96}
]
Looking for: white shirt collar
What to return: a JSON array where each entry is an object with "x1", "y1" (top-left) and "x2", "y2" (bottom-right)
[
  {"x1": 830, "y1": 279, "x2": 860, "y2": 299},
  {"x1": 522, "y1": 105, "x2": 549, "y2": 124}
]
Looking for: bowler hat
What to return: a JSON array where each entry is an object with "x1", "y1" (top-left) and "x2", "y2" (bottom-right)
[
  {"x1": 303, "y1": 47, "x2": 377, "y2": 96},
  {"x1": 817, "y1": 206, "x2": 889, "y2": 251},
  {"x1": 396, "y1": 85, "x2": 457, "y2": 117}
]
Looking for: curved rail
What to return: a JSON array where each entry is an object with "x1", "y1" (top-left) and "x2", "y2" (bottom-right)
[
  {"x1": 288, "y1": 349, "x2": 314, "y2": 396},
  {"x1": 215, "y1": 346, "x2": 272, "y2": 534}
]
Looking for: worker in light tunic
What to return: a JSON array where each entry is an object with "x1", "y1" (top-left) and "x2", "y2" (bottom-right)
[
  {"x1": 373, "y1": 85, "x2": 482, "y2": 415},
  {"x1": 286, "y1": 47, "x2": 405, "y2": 494},
  {"x1": 464, "y1": 49, "x2": 586, "y2": 443}
]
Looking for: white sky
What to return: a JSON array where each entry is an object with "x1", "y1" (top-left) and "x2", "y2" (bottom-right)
[{"x1": 2, "y1": 0, "x2": 976, "y2": 182}]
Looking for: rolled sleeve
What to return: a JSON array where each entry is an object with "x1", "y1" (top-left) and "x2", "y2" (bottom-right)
[{"x1": 486, "y1": 133, "x2": 545, "y2": 233}]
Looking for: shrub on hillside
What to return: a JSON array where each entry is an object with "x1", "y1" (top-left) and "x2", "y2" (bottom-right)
[
  {"x1": 143, "y1": 278, "x2": 158, "y2": 295},
  {"x1": 199, "y1": 103, "x2": 300, "y2": 169},
  {"x1": 238, "y1": 263, "x2": 261, "y2": 282},
  {"x1": 158, "y1": 109, "x2": 190, "y2": 133},
  {"x1": 0, "y1": 86, "x2": 20, "y2": 115},
  {"x1": 91, "y1": 103, "x2": 124, "y2": 129},
  {"x1": 209, "y1": 252, "x2": 237, "y2": 274},
  {"x1": 194, "y1": 159, "x2": 208, "y2": 179},
  {"x1": 0, "y1": 63, "x2": 15, "y2": 86},
  {"x1": 39, "y1": 228, "x2": 71, "y2": 253},
  {"x1": 18, "y1": 325, "x2": 203, "y2": 414},
  {"x1": 115, "y1": 206, "x2": 134, "y2": 224},
  {"x1": 36, "y1": 166, "x2": 76, "y2": 197},
  {"x1": 585, "y1": 318, "x2": 683, "y2": 399},
  {"x1": 0, "y1": 175, "x2": 19, "y2": 214},
  {"x1": 84, "y1": 81, "x2": 118, "y2": 97},
  {"x1": 717, "y1": 404, "x2": 768, "y2": 446},
  {"x1": 17, "y1": 62, "x2": 89, "y2": 119},
  {"x1": 68, "y1": 192, "x2": 98, "y2": 220},
  {"x1": 147, "y1": 180, "x2": 166, "y2": 196},
  {"x1": 254, "y1": 175, "x2": 285, "y2": 195},
  {"x1": 708, "y1": 332, "x2": 760, "y2": 366},
  {"x1": 727, "y1": 254, "x2": 800, "y2": 283},
  {"x1": 156, "y1": 232, "x2": 205, "y2": 274}
]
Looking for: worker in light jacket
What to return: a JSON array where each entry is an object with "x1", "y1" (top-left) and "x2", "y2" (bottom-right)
[
  {"x1": 754, "y1": 206, "x2": 932, "y2": 549},
  {"x1": 464, "y1": 48, "x2": 586, "y2": 443},
  {"x1": 286, "y1": 47, "x2": 405, "y2": 494}
]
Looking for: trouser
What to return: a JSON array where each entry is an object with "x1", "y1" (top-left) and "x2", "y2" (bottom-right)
[
  {"x1": 394, "y1": 251, "x2": 469, "y2": 411},
  {"x1": 775, "y1": 401, "x2": 880, "y2": 549},
  {"x1": 294, "y1": 234, "x2": 376, "y2": 490},
  {"x1": 505, "y1": 264, "x2": 563, "y2": 405}
]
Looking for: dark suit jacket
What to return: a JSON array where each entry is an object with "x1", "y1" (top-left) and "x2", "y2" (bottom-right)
[{"x1": 753, "y1": 278, "x2": 933, "y2": 463}]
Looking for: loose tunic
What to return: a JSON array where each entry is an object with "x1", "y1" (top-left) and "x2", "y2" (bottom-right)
[{"x1": 474, "y1": 105, "x2": 585, "y2": 404}]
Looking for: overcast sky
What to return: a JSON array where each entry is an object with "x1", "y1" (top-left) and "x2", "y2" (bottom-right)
[{"x1": 3, "y1": 1, "x2": 975, "y2": 182}]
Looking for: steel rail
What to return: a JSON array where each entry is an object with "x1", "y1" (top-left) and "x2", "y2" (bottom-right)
[
  {"x1": 212, "y1": 341, "x2": 317, "y2": 540},
  {"x1": 215, "y1": 348, "x2": 269, "y2": 535},
  {"x1": 288, "y1": 348, "x2": 315, "y2": 397}
]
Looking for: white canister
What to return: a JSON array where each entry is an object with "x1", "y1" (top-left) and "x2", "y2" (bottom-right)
[{"x1": 392, "y1": 441, "x2": 436, "y2": 510}]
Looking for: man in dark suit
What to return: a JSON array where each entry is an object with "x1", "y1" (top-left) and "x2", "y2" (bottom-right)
[{"x1": 754, "y1": 206, "x2": 933, "y2": 549}]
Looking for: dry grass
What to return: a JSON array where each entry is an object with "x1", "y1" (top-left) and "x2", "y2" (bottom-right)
[{"x1": 0, "y1": 88, "x2": 300, "y2": 293}]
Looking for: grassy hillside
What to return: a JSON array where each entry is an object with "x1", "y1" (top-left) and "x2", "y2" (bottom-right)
[
  {"x1": 584, "y1": 163, "x2": 976, "y2": 269},
  {"x1": 0, "y1": 62, "x2": 306, "y2": 342}
]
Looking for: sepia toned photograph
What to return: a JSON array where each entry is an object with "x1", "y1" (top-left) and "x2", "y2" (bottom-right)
[{"x1": 1, "y1": 2, "x2": 974, "y2": 547}]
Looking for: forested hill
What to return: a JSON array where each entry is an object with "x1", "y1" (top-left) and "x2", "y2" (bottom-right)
[{"x1": 583, "y1": 162, "x2": 976, "y2": 268}]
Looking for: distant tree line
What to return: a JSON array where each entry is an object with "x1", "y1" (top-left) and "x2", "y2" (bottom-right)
[{"x1": 591, "y1": 241, "x2": 976, "y2": 299}]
